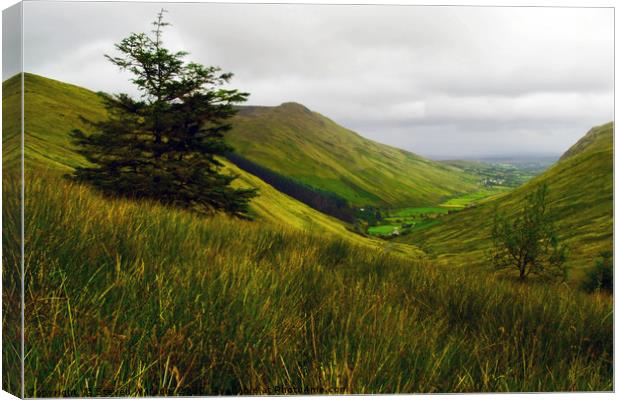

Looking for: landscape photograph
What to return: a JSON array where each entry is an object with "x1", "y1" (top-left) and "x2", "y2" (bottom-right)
[{"x1": 1, "y1": 1, "x2": 614, "y2": 396}]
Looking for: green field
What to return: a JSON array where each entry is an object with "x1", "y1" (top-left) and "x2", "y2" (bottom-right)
[
  {"x1": 368, "y1": 207, "x2": 450, "y2": 237},
  {"x1": 367, "y1": 224, "x2": 401, "y2": 235},
  {"x1": 407, "y1": 219, "x2": 442, "y2": 232},
  {"x1": 365, "y1": 161, "x2": 552, "y2": 238},
  {"x1": 389, "y1": 206, "x2": 449, "y2": 217},
  {"x1": 440, "y1": 187, "x2": 509, "y2": 209},
  {"x1": 368, "y1": 188, "x2": 512, "y2": 237}
]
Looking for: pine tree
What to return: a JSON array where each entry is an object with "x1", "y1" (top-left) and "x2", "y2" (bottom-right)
[{"x1": 70, "y1": 9, "x2": 257, "y2": 218}]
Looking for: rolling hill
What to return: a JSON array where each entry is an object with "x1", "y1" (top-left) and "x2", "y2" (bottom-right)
[
  {"x1": 4, "y1": 73, "x2": 108, "y2": 171},
  {"x1": 399, "y1": 122, "x2": 614, "y2": 273},
  {"x1": 3, "y1": 74, "x2": 612, "y2": 394},
  {"x1": 227, "y1": 103, "x2": 478, "y2": 207},
  {"x1": 5, "y1": 73, "x2": 420, "y2": 255},
  {"x1": 9, "y1": 74, "x2": 481, "y2": 211},
  {"x1": 5, "y1": 73, "x2": 613, "y2": 269}
]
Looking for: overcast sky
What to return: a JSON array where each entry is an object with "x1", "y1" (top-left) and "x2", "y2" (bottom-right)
[{"x1": 11, "y1": 2, "x2": 614, "y2": 158}]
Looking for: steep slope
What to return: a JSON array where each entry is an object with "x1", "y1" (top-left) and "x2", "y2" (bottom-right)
[
  {"x1": 399, "y1": 122, "x2": 613, "y2": 273},
  {"x1": 559, "y1": 124, "x2": 612, "y2": 161},
  {"x1": 7, "y1": 73, "x2": 420, "y2": 255},
  {"x1": 2, "y1": 74, "x2": 22, "y2": 171},
  {"x1": 228, "y1": 103, "x2": 478, "y2": 207},
  {"x1": 225, "y1": 159, "x2": 420, "y2": 254},
  {"x1": 4, "y1": 73, "x2": 109, "y2": 171}
]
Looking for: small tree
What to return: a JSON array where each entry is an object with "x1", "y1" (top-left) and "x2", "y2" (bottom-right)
[
  {"x1": 70, "y1": 10, "x2": 257, "y2": 218},
  {"x1": 489, "y1": 184, "x2": 568, "y2": 281},
  {"x1": 581, "y1": 251, "x2": 613, "y2": 293}
]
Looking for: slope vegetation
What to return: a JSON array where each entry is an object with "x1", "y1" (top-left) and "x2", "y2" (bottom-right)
[
  {"x1": 4, "y1": 73, "x2": 109, "y2": 171},
  {"x1": 228, "y1": 103, "x2": 478, "y2": 207},
  {"x1": 8, "y1": 73, "x2": 419, "y2": 255},
  {"x1": 2, "y1": 74, "x2": 612, "y2": 394},
  {"x1": 400, "y1": 122, "x2": 613, "y2": 273},
  {"x1": 4, "y1": 171, "x2": 612, "y2": 395}
]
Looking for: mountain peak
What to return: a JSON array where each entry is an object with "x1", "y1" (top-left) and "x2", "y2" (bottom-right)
[{"x1": 277, "y1": 102, "x2": 312, "y2": 113}]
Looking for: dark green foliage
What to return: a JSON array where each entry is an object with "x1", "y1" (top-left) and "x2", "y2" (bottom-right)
[
  {"x1": 582, "y1": 251, "x2": 613, "y2": 293},
  {"x1": 356, "y1": 206, "x2": 383, "y2": 225},
  {"x1": 489, "y1": 184, "x2": 568, "y2": 281},
  {"x1": 226, "y1": 152, "x2": 356, "y2": 222},
  {"x1": 70, "y1": 10, "x2": 256, "y2": 218}
]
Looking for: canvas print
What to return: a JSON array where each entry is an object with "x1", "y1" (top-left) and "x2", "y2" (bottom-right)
[{"x1": 2, "y1": 1, "x2": 614, "y2": 396}]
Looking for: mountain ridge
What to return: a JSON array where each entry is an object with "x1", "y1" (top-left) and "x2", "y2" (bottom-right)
[
  {"x1": 11, "y1": 73, "x2": 479, "y2": 209},
  {"x1": 228, "y1": 99, "x2": 479, "y2": 207}
]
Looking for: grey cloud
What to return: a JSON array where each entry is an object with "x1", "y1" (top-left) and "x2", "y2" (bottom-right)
[
  {"x1": 3, "y1": 2, "x2": 22, "y2": 80},
  {"x1": 20, "y1": 2, "x2": 613, "y2": 158}
]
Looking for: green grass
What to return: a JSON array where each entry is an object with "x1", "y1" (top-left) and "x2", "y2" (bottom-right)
[
  {"x1": 3, "y1": 171, "x2": 613, "y2": 395},
  {"x1": 4, "y1": 73, "x2": 108, "y2": 171},
  {"x1": 228, "y1": 103, "x2": 479, "y2": 207},
  {"x1": 2, "y1": 75, "x2": 21, "y2": 396},
  {"x1": 389, "y1": 207, "x2": 449, "y2": 217},
  {"x1": 408, "y1": 219, "x2": 442, "y2": 232},
  {"x1": 399, "y1": 122, "x2": 614, "y2": 276},
  {"x1": 440, "y1": 188, "x2": 508, "y2": 209},
  {"x1": 374, "y1": 207, "x2": 450, "y2": 237},
  {"x1": 367, "y1": 225, "x2": 400, "y2": 235}
]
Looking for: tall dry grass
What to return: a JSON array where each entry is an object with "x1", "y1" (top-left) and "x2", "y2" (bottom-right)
[{"x1": 2, "y1": 172, "x2": 612, "y2": 395}]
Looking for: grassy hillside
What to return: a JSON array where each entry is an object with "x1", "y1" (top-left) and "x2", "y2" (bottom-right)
[
  {"x1": 3, "y1": 74, "x2": 613, "y2": 394},
  {"x1": 8, "y1": 73, "x2": 419, "y2": 256},
  {"x1": 2, "y1": 73, "x2": 22, "y2": 398},
  {"x1": 225, "y1": 160, "x2": 419, "y2": 255},
  {"x1": 2, "y1": 74, "x2": 22, "y2": 172},
  {"x1": 4, "y1": 73, "x2": 109, "y2": 171},
  {"x1": 228, "y1": 103, "x2": 478, "y2": 207},
  {"x1": 3, "y1": 171, "x2": 612, "y2": 395},
  {"x1": 559, "y1": 125, "x2": 611, "y2": 161},
  {"x1": 13, "y1": 74, "x2": 480, "y2": 210},
  {"x1": 399, "y1": 122, "x2": 613, "y2": 274}
]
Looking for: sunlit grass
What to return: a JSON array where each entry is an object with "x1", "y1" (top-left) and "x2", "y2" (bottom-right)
[
  {"x1": 439, "y1": 187, "x2": 508, "y2": 209},
  {"x1": 389, "y1": 207, "x2": 449, "y2": 217},
  {"x1": 367, "y1": 225, "x2": 400, "y2": 235},
  {"x1": 4, "y1": 172, "x2": 612, "y2": 395}
]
